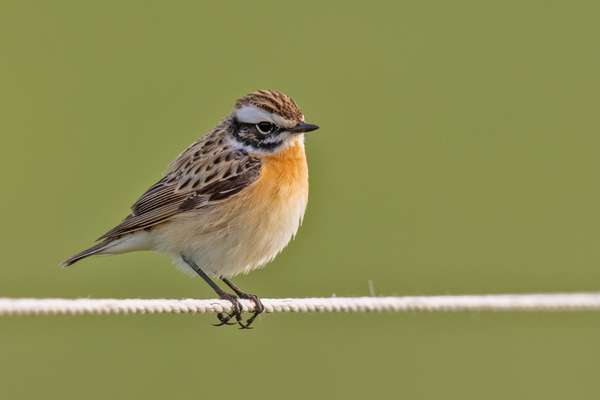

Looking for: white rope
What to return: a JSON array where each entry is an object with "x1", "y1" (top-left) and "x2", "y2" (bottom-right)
[{"x1": 2, "y1": 292, "x2": 600, "y2": 316}]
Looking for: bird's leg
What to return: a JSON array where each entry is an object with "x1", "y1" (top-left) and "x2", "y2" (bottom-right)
[
  {"x1": 221, "y1": 277, "x2": 265, "y2": 329},
  {"x1": 181, "y1": 255, "x2": 242, "y2": 326}
]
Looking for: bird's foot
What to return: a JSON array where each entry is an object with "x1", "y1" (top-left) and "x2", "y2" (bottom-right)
[
  {"x1": 237, "y1": 292, "x2": 264, "y2": 329},
  {"x1": 212, "y1": 292, "x2": 243, "y2": 327}
]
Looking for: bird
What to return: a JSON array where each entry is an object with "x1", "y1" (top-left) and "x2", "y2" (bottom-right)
[{"x1": 61, "y1": 90, "x2": 319, "y2": 328}]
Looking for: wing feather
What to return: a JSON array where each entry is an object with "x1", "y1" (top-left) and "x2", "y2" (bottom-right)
[{"x1": 98, "y1": 130, "x2": 261, "y2": 241}]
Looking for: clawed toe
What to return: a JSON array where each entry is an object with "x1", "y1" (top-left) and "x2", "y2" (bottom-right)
[
  {"x1": 212, "y1": 312, "x2": 238, "y2": 326},
  {"x1": 212, "y1": 292, "x2": 243, "y2": 327},
  {"x1": 211, "y1": 292, "x2": 264, "y2": 329},
  {"x1": 218, "y1": 277, "x2": 266, "y2": 329},
  {"x1": 238, "y1": 293, "x2": 264, "y2": 328},
  {"x1": 237, "y1": 322, "x2": 253, "y2": 329}
]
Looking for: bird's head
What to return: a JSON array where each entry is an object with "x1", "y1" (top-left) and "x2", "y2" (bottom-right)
[{"x1": 228, "y1": 90, "x2": 319, "y2": 155}]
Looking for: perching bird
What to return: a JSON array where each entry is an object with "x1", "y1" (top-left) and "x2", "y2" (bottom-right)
[{"x1": 61, "y1": 90, "x2": 319, "y2": 328}]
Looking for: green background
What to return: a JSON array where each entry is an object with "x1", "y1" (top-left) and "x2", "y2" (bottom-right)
[{"x1": 2, "y1": 1, "x2": 600, "y2": 399}]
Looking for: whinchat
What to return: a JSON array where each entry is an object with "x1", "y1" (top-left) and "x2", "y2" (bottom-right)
[{"x1": 62, "y1": 90, "x2": 319, "y2": 328}]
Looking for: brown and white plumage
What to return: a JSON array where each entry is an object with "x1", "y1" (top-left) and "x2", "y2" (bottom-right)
[{"x1": 61, "y1": 90, "x2": 319, "y2": 326}]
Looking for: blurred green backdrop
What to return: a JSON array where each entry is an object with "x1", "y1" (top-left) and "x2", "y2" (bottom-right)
[{"x1": 2, "y1": 1, "x2": 600, "y2": 399}]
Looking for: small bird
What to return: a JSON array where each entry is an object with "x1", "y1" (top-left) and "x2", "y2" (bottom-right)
[{"x1": 61, "y1": 90, "x2": 319, "y2": 328}]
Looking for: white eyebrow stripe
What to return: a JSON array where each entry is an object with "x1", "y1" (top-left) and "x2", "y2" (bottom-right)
[
  {"x1": 236, "y1": 105, "x2": 298, "y2": 129},
  {"x1": 273, "y1": 113, "x2": 297, "y2": 129},
  {"x1": 236, "y1": 105, "x2": 274, "y2": 124}
]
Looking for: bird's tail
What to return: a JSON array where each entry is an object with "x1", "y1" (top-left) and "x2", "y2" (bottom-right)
[{"x1": 60, "y1": 240, "x2": 115, "y2": 267}]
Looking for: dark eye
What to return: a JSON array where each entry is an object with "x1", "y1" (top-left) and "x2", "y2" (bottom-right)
[{"x1": 256, "y1": 121, "x2": 274, "y2": 134}]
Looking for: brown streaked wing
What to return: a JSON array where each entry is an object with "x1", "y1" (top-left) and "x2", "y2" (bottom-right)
[{"x1": 98, "y1": 148, "x2": 262, "y2": 241}]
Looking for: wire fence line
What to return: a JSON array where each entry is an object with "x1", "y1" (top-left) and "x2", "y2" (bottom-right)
[{"x1": 2, "y1": 292, "x2": 600, "y2": 316}]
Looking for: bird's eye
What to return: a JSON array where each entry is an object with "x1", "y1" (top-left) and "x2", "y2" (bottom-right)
[{"x1": 256, "y1": 121, "x2": 274, "y2": 134}]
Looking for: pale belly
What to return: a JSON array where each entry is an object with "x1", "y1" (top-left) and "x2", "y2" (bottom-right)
[{"x1": 152, "y1": 183, "x2": 308, "y2": 278}]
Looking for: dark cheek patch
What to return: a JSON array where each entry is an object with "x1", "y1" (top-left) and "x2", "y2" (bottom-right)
[{"x1": 235, "y1": 122, "x2": 285, "y2": 150}]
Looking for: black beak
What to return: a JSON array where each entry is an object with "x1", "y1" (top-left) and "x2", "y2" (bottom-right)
[{"x1": 290, "y1": 122, "x2": 319, "y2": 134}]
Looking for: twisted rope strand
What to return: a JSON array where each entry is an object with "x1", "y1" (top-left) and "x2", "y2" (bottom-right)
[{"x1": 2, "y1": 292, "x2": 600, "y2": 316}]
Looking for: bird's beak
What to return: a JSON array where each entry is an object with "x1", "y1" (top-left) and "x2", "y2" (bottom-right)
[{"x1": 290, "y1": 122, "x2": 319, "y2": 134}]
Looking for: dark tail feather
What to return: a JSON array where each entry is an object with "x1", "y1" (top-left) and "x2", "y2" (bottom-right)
[{"x1": 60, "y1": 241, "x2": 113, "y2": 268}]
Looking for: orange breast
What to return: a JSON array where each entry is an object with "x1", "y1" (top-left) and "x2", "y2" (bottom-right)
[{"x1": 251, "y1": 139, "x2": 309, "y2": 201}]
